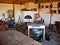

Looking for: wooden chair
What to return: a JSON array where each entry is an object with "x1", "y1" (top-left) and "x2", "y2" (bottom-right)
[
  {"x1": 15, "y1": 23, "x2": 25, "y2": 34},
  {"x1": 0, "y1": 20, "x2": 8, "y2": 32},
  {"x1": 55, "y1": 21, "x2": 60, "y2": 34}
]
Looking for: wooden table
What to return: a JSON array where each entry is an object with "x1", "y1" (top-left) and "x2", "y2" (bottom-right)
[{"x1": 0, "y1": 30, "x2": 41, "y2": 45}]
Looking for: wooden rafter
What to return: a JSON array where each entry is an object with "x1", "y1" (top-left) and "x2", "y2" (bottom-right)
[{"x1": 0, "y1": 0, "x2": 59, "y2": 4}]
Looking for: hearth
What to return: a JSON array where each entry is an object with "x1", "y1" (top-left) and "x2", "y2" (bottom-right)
[{"x1": 24, "y1": 15, "x2": 32, "y2": 22}]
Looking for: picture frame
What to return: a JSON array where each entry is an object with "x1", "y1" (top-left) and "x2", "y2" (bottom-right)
[
  {"x1": 46, "y1": 6, "x2": 48, "y2": 8},
  {"x1": 58, "y1": 2, "x2": 60, "y2": 7},
  {"x1": 33, "y1": 8, "x2": 37, "y2": 11},
  {"x1": 53, "y1": 10, "x2": 56, "y2": 13},
  {"x1": 50, "y1": 5, "x2": 52, "y2": 8},
  {"x1": 38, "y1": 3, "x2": 40, "y2": 8},
  {"x1": 58, "y1": 10, "x2": 60, "y2": 13},
  {"x1": 42, "y1": 5, "x2": 44, "y2": 8}
]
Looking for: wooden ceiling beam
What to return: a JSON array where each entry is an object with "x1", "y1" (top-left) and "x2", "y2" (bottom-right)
[{"x1": 0, "y1": 0, "x2": 59, "y2": 4}]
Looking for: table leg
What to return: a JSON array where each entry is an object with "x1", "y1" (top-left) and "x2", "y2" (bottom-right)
[
  {"x1": 28, "y1": 28, "x2": 30, "y2": 37},
  {"x1": 43, "y1": 27, "x2": 45, "y2": 41}
]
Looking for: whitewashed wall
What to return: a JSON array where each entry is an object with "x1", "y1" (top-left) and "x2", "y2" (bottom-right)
[
  {"x1": 52, "y1": 14, "x2": 60, "y2": 24},
  {"x1": 0, "y1": 3, "x2": 13, "y2": 20},
  {"x1": 0, "y1": 2, "x2": 60, "y2": 26}
]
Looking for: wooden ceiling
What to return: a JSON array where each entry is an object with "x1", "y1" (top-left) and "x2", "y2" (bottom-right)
[{"x1": 0, "y1": 0, "x2": 60, "y2": 4}]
